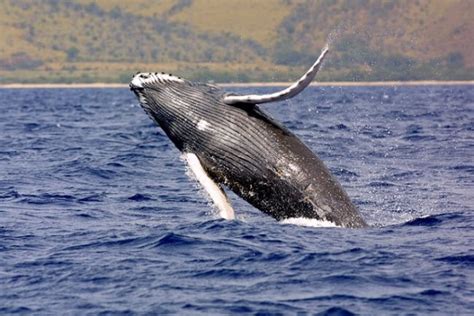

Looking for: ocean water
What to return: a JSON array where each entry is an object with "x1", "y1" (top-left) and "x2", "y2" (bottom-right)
[{"x1": 0, "y1": 85, "x2": 473, "y2": 314}]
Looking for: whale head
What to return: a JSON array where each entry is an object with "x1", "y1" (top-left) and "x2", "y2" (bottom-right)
[
  {"x1": 129, "y1": 72, "x2": 186, "y2": 107},
  {"x1": 129, "y1": 72, "x2": 225, "y2": 150}
]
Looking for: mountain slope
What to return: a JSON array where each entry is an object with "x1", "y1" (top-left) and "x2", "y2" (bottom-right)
[{"x1": 0, "y1": 0, "x2": 472, "y2": 83}]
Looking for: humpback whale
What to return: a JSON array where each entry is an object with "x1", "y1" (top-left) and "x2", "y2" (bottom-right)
[{"x1": 129, "y1": 46, "x2": 367, "y2": 228}]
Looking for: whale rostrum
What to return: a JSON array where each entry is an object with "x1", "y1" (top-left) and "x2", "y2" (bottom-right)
[{"x1": 129, "y1": 45, "x2": 368, "y2": 228}]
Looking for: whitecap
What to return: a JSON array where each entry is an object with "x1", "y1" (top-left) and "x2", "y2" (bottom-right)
[{"x1": 281, "y1": 217, "x2": 339, "y2": 228}]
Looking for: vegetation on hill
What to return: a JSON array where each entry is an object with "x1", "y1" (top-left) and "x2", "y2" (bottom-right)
[{"x1": 0, "y1": 0, "x2": 472, "y2": 83}]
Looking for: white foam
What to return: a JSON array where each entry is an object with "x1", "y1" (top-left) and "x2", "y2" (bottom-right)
[{"x1": 281, "y1": 217, "x2": 339, "y2": 228}]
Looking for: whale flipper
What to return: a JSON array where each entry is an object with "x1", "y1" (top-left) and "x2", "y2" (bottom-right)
[
  {"x1": 185, "y1": 153, "x2": 235, "y2": 220},
  {"x1": 223, "y1": 45, "x2": 329, "y2": 105}
]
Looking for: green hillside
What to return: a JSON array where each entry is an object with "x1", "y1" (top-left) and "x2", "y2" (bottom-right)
[{"x1": 0, "y1": 0, "x2": 472, "y2": 83}]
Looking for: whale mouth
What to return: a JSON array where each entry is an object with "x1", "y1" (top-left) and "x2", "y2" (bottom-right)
[
  {"x1": 129, "y1": 73, "x2": 145, "y2": 92},
  {"x1": 129, "y1": 82, "x2": 144, "y2": 92},
  {"x1": 129, "y1": 82, "x2": 144, "y2": 101}
]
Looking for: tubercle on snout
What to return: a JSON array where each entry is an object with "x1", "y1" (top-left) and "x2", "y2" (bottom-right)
[{"x1": 130, "y1": 72, "x2": 185, "y2": 89}]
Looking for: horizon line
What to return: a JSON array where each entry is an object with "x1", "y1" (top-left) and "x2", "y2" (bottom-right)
[{"x1": 1, "y1": 80, "x2": 474, "y2": 89}]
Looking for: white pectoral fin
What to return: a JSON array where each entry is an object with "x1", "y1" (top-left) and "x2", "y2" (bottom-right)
[
  {"x1": 223, "y1": 45, "x2": 329, "y2": 105},
  {"x1": 185, "y1": 153, "x2": 235, "y2": 220}
]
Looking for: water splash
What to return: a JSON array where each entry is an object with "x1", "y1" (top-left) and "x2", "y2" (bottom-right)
[{"x1": 281, "y1": 217, "x2": 338, "y2": 228}]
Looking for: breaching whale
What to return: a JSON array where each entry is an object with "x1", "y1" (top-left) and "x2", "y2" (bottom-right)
[{"x1": 129, "y1": 46, "x2": 367, "y2": 228}]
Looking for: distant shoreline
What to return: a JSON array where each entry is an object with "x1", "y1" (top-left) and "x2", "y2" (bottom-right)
[{"x1": 1, "y1": 81, "x2": 473, "y2": 89}]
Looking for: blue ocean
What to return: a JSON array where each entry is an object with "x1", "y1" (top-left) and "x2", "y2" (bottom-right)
[{"x1": 0, "y1": 85, "x2": 473, "y2": 314}]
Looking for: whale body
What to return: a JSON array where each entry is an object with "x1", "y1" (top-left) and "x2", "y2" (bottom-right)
[{"x1": 129, "y1": 46, "x2": 367, "y2": 228}]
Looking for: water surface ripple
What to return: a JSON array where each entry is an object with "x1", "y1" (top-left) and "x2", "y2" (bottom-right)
[{"x1": 0, "y1": 86, "x2": 473, "y2": 314}]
